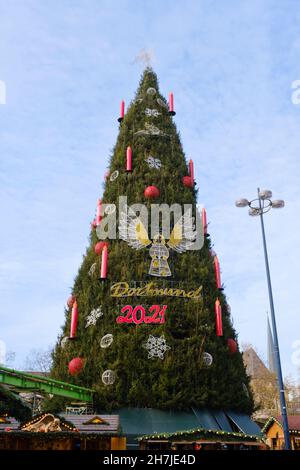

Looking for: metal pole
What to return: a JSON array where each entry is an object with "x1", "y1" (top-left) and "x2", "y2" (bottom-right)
[{"x1": 257, "y1": 188, "x2": 291, "y2": 450}]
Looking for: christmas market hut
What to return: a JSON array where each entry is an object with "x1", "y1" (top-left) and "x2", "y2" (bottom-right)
[
  {"x1": 262, "y1": 415, "x2": 300, "y2": 450},
  {"x1": 0, "y1": 413, "x2": 125, "y2": 450}
]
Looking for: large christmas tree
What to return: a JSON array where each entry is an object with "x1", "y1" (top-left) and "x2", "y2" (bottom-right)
[{"x1": 51, "y1": 68, "x2": 253, "y2": 414}]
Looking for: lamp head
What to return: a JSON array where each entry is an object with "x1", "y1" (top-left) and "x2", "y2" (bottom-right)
[
  {"x1": 249, "y1": 207, "x2": 260, "y2": 216},
  {"x1": 271, "y1": 199, "x2": 285, "y2": 209},
  {"x1": 259, "y1": 189, "x2": 272, "y2": 200},
  {"x1": 235, "y1": 198, "x2": 249, "y2": 208}
]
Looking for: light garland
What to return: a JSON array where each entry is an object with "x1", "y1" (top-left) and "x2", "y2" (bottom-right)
[
  {"x1": 0, "y1": 431, "x2": 118, "y2": 441},
  {"x1": 137, "y1": 427, "x2": 262, "y2": 442},
  {"x1": 262, "y1": 416, "x2": 281, "y2": 433},
  {"x1": 20, "y1": 413, "x2": 76, "y2": 432},
  {"x1": 262, "y1": 416, "x2": 299, "y2": 436}
]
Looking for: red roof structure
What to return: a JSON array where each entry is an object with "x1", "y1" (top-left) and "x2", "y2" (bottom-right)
[{"x1": 277, "y1": 415, "x2": 300, "y2": 431}]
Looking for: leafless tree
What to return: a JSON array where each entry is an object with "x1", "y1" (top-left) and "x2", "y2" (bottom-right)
[{"x1": 23, "y1": 347, "x2": 53, "y2": 374}]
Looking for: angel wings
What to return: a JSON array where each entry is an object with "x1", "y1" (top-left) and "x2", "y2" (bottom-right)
[{"x1": 119, "y1": 206, "x2": 196, "y2": 277}]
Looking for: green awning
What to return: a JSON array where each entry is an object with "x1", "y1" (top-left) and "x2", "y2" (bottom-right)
[
  {"x1": 192, "y1": 408, "x2": 220, "y2": 430},
  {"x1": 212, "y1": 410, "x2": 233, "y2": 433},
  {"x1": 116, "y1": 407, "x2": 262, "y2": 441},
  {"x1": 225, "y1": 411, "x2": 262, "y2": 436},
  {"x1": 117, "y1": 408, "x2": 200, "y2": 436}
]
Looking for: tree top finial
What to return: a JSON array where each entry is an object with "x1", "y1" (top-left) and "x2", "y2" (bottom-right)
[{"x1": 133, "y1": 48, "x2": 154, "y2": 67}]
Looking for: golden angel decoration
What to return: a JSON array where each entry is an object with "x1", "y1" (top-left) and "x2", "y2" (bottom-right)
[
  {"x1": 119, "y1": 206, "x2": 196, "y2": 277},
  {"x1": 22, "y1": 414, "x2": 63, "y2": 433}
]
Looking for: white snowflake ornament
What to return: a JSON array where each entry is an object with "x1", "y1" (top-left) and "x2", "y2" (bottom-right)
[
  {"x1": 143, "y1": 334, "x2": 171, "y2": 360},
  {"x1": 85, "y1": 307, "x2": 103, "y2": 328},
  {"x1": 145, "y1": 156, "x2": 162, "y2": 169},
  {"x1": 145, "y1": 108, "x2": 161, "y2": 117}
]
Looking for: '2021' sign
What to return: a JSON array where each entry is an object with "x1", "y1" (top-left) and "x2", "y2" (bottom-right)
[{"x1": 116, "y1": 305, "x2": 167, "y2": 324}]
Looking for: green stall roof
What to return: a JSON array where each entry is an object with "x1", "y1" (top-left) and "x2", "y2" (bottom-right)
[
  {"x1": 225, "y1": 411, "x2": 263, "y2": 436},
  {"x1": 116, "y1": 407, "x2": 262, "y2": 443}
]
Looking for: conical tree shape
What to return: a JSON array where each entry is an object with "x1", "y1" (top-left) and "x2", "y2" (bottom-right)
[{"x1": 51, "y1": 68, "x2": 254, "y2": 413}]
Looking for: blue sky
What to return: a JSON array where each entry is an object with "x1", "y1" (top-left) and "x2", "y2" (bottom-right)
[{"x1": 0, "y1": 0, "x2": 300, "y2": 380}]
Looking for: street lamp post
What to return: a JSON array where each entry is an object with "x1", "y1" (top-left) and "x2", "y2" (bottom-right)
[{"x1": 235, "y1": 188, "x2": 290, "y2": 450}]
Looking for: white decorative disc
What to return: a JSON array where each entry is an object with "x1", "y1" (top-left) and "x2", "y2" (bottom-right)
[
  {"x1": 100, "y1": 334, "x2": 113, "y2": 348},
  {"x1": 145, "y1": 122, "x2": 161, "y2": 134},
  {"x1": 110, "y1": 170, "x2": 119, "y2": 182},
  {"x1": 202, "y1": 352, "x2": 213, "y2": 367},
  {"x1": 104, "y1": 204, "x2": 116, "y2": 215},
  {"x1": 146, "y1": 87, "x2": 157, "y2": 95},
  {"x1": 157, "y1": 98, "x2": 168, "y2": 109},
  {"x1": 102, "y1": 369, "x2": 115, "y2": 385},
  {"x1": 88, "y1": 262, "x2": 97, "y2": 277},
  {"x1": 61, "y1": 337, "x2": 69, "y2": 349}
]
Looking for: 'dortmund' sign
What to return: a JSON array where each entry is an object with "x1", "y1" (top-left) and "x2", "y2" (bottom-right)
[{"x1": 110, "y1": 282, "x2": 203, "y2": 299}]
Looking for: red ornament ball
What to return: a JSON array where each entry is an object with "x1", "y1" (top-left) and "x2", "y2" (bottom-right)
[
  {"x1": 68, "y1": 357, "x2": 84, "y2": 376},
  {"x1": 67, "y1": 295, "x2": 75, "y2": 308},
  {"x1": 227, "y1": 338, "x2": 238, "y2": 354},
  {"x1": 182, "y1": 176, "x2": 194, "y2": 188},
  {"x1": 91, "y1": 219, "x2": 97, "y2": 229},
  {"x1": 144, "y1": 185, "x2": 160, "y2": 199},
  {"x1": 94, "y1": 241, "x2": 108, "y2": 255}
]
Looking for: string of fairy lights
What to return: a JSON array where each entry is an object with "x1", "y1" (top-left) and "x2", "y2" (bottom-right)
[{"x1": 138, "y1": 428, "x2": 262, "y2": 443}]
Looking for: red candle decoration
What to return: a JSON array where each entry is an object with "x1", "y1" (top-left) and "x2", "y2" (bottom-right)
[
  {"x1": 202, "y1": 208, "x2": 208, "y2": 236},
  {"x1": 118, "y1": 100, "x2": 125, "y2": 122},
  {"x1": 182, "y1": 176, "x2": 193, "y2": 188},
  {"x1": 96, "y1": 199, "x2": 102, "y2": 226},
  {"x1": 227, "y1": 338, "x2": 238, "y2": 354},
  {"x1": 169, "y1": 92, "x2": 176, "y2": 116},
  {"x1": 214, "y1": 256, "x2": 222, "y2": 290},
  {"x1": 100, "y1": 244, "x2": 108, "y2": 279},
  {"x1": 94, "y1": 241, "x2": 108, "y2": 255},
  {"x1": 67, "y1": 295, "x2": 75, "y2": 309},
  {"x1": 144, "y1": 185, "x2": 160, "y2": 199},
  {"x1": 215, "y1": 299, "x2": 223, "y2": 336},
  {"x1": 189, "y1": 159, "x2": 194, "y2": 183},
  {"x1": 126, "y1": 146, "x2": 132, "y2": 172},
  {"x1": 70, "y1": 300, "x2": 78, "y2": 339},
  {"x1": 68, "y1": 357, "x2": 84, "y2": 376}
]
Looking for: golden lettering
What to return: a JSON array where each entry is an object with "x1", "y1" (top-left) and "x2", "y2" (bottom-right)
[{"x1": 110, "y1": 282, "x2": 202, "y2": 299}]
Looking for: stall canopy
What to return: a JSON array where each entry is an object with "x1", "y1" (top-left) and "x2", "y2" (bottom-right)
[{"x1": 117, "y1": 408, "x2": 263, "y2": 448}]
